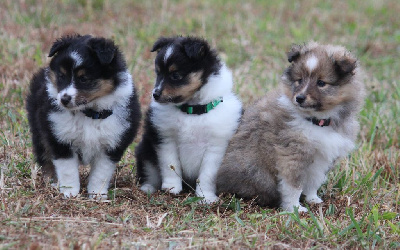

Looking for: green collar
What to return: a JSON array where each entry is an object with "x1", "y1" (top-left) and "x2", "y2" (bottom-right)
[{"x1": 177, "y1": 98, "x2": 223, "y2": 115}]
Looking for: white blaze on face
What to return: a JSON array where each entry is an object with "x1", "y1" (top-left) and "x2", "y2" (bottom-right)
[
  {"x1": 164, "y1": 46, "x2": 173, "y2": 64},
  {"x1": 70, "y1": 51, "x2": 83, "y2": 67},
  {"x1": 57, "y1": 84, "x2": 77, "y2": 107},
  {"x1": 306, "y1": 56, "x2": 319, "y2": 72}
]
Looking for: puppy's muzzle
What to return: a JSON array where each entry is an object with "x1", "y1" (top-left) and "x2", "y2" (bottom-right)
[
  {"x1": 61, "y1": 94, "x2": 72, "y2": 106},
  {"x1": 152, "y1": 88, "x2": 162, "y2": 101},
  {"x1": 295, "y1": 94, "x2": 306, "y2": 104}
]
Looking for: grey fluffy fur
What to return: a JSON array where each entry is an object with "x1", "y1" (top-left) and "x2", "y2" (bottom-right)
[{"x1": 217, "y1": 41, "x2": 365, "y2": 211}]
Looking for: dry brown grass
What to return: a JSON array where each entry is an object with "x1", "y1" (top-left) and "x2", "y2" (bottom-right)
[{"x1": 1, "y1": 0, "x2": 399, "y2": 248}]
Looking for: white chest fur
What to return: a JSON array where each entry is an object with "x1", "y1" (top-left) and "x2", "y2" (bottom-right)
[
  {"x1": 151, "y1": 94, "x2": 242, "y2": 178},
  {"x1": 292, "y1": 117, "x2": 355, "y2": 161},
  {"x1": 279, "y1": 95, "x2": 355, "y2": 162},
  {"x1": 48, "y1": 109, "x2": 127, "y2": 163}
]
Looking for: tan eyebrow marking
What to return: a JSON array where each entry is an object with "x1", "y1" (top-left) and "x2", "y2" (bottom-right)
[
  {"x1": 169, "y1": 64, "x2": 177, "y2": 72},
  {"x1": 76, "y1": 69, "x2": 86, "y2": 77},
  {"x1": 60, "y1": 67, "x2": 67, "y2": 75}
]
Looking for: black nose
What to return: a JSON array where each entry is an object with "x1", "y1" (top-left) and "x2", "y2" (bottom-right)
[
  {"x1": 296, "y1": 94, "x2": 306, "y2": 104},
  {"x1": 153, "y1": 89, "x2": 161, "y2": 100},
  {"x1": 61, "y1": 94, "x2": 72, "y2": 106}
]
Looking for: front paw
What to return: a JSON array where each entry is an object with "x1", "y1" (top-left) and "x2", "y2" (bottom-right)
[
  {"x1": 305, "y1": 195, "x2": 323, "y2": 204},
  {"x1": 296, "y1": 205, "x2": 308, "y2": 213},
  {"x1": 87, "y1": 185, "x2": 109, "y2": 200},
  {"x1": 140, "y1": 183, "x2": 157, "y2": 194},
  {"x1": 162, "y1": 181, "x2": 182, "y2": 195},
  {"x1": 282, "y1": 204, "x2": 308, "y2": 213},
  {"x1": 59, "y1": 186, "x2": 80, "y2": 198},
  {"x1": 88, "y1": 193, "x2": 108, "y2": 200},
  {"x1": 197, "y1": 192, "x2": 219, "y2": 204}
]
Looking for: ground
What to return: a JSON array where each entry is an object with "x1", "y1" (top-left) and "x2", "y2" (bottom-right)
[{"x1": 0, "y1": 0, "x2": 399, "y2": 249}]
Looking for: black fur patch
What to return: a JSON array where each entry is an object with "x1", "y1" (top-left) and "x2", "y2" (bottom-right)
[{"x1": 135, "y1": 108, "x2": 160, "y2": 185}]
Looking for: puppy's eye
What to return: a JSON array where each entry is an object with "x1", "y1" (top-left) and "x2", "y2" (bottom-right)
[
  {"x1": 317, "y1": 80, "x2": 326, "y2": 87},
  {"x1": 170, "y1": 72, "x2": 183, "y2": 81},
  {"x1": 57, "y1": 72, "x2": 65, "y2": 79},
  {"x1": 297, "y1": 79, "x2": 303, "y2": 84},
  {"x1": 78, "y1": 75, "x2": 88, "y2": 83}
]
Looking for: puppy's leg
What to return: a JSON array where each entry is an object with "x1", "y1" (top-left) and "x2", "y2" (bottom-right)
[
  {"x1": 304, "y1": 191, "x2": 323, "y2": 204},
  {"x1": 278, "y1": 178, "x2": 307, "y2": 213},
  {"x1": 303, "y1": 180, "x2": 324, "y2": 204},
  {"x1": 139, "y1": 161, "x2": 161, "y2": 194},
  {"x1": 87, "y1": 154, "x2": 116, "y2": 199},
  {"x1": 302, "y1": 160, "x2": 328, "y2": 204},
  {"x1": 159, "y1": 140, "x2": 182, "y2": 194},
  {"x1": 196, "y1": 145, "x2": 227, "y2": 204},
  {"x1": 53, "y1": 154, "x2": 80, "y2": 198}
]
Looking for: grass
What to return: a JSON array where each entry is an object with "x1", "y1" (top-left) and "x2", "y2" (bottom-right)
[{"x1": 1, "y1": 0, "x2": 399, "y2": 248}]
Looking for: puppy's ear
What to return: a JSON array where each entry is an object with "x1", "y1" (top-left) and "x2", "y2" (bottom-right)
[
  {"x1": 88, "y1": 38, "x2": 116, "y2": 65},
  {"x1": 151, "y1": 37, "x2": 174, "y2": 52},
  {"x1": 48, "y1": 35, "x2": 80, "y2": 57},
  {"x1": 287, "y1": 44, "x2": 302, "y2": 63},
  {"x1": 334, "y1": 53, "x2": 357, "y2": 76},
  {"x1": 182, "y1": 38, "x2": 209, "y2": 60}
]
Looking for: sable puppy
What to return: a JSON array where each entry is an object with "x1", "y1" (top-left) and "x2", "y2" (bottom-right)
[
  {"x1": 217, "y1": 41, "x2": 365, "y2": 212},
  {"x1": 26, "y1": 34, "x2": 141, "y2": 199},
  {"x1": 135, "y1": 36, "x2": 242, "y2": 203}
]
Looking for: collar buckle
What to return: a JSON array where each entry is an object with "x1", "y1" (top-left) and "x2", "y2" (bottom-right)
[
  {"x1": 178, "y1": 97, "x2": 223, "y2": 115},
  {"x1": 306, "y1": 117, "x2": 331, "y2": 127}
]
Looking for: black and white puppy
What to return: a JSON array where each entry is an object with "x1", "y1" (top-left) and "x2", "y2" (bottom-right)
[
  {"x1": 135, "y1": 36, "x2": 242, "y2": 203},
  {"x1": 26, "y1": 34, "x2": 141, "y2": 199}
]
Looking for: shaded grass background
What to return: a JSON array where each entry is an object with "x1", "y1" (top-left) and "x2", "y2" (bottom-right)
[{"x1": 0, "y1": 0, "x2": 399, "y2": 248}]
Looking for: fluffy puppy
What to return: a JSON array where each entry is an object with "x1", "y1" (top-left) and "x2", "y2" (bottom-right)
[
  {"x1": 135, "y1": 36, "x2": 242, "y2": 203},
  {"x1": 217, "y1": 41, "x2": 365, "y2": 212},
  {"x1": 26, "y1": 34, "x2": 141, "y2": 198}
]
